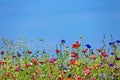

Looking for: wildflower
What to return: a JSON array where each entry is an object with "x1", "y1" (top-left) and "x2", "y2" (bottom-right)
[
  {"x1": 59, "y1": 63, "x2": 70, "y2": 70},
  {"x1": 61, "y1": 39, "x2": 66, "y2": 44},
  {"x1": 0, "y1": 61, "x2": 4, "y2": 66},
  {"x1": 46, "y1": 58, "x2": 57, "y2": 64},
  {"x1": 101, "y1": 52, "x2": 107, "y2": 57},
  {"x1": 56, "y1": 49, "x2": 61, "y2": 53},
  {"x1": 6, "y1": 73, "x2": 13, "y2": 77},
  {"x1": 25, "y1": 63, "x2": 31, "y2": 67},
  {"x1": 97, "y1": 49, "x2": 103, "y2": 53},
  {"x1": 0, "y1": 51, "x2": 4, "y2": 55},
  {"x1": 35, "y1": 69, "x2": 41, "y2": 75},
  {"x1": 71, "y1": 52, "x2": 79, "y2": 59},
  {"x1": 15, "y1": 67, "x2": 22, "y2": 72},
  {"x1": 79, "y1": 35, "x2": 83, "y2": 39},
  {"x1": 58, "y1": 75, "x2": 64, "y2": 80},
  {"x1": 100, "y1": 74, "x2": 105, "y2": 80},
  {"x1": 70, "y1": 59, "x2": 77, "y2": 65},
  {"x1": 109, "y1": 42, "x2": 115, "y2": 47},
  {"x1": 91, "y1": 55, "x2": 97, "y2": 60},
  {"x1": 110, "y1": 52, "x2": 114, "y2": 55},
  {"x1": 109, "y1": 64, "x2": 114, "y2": 67},
  {"x1": 82, "y1": 49, "x2": 88, "y2": 53},
  {"x1": 115, "y1": 56, "x2": 120, "y2": 60},
  {"x1": 31, "y1": 58, "x2": 38, "y2": 65},
  {"x1": 68, "y1": 78, "x2": 73, "y2": 80},
  {"x1": 116, "y1": 40, "x2": 120, "y2": 43},
  {"x1": 17, "y1": 53, "x2": 22, "y2": 57},
  {"x1": 90, "y1": 78, "x2": 95, "y2": 80},
  {"x1": 85, "y1": 44, "x2": 91, "y2": 49},
  {"x1": 12, "y1": 55, "x2": 16, "y2": 58},
  {"x1": 28, "y1": 50, "x2": 32, "y2": 54},
  {"x1": 73, "y1": 74, "x2": 83, "y2": 80},
  {"x1": 72, "y1": 41, "x2": 80, "y2": 48},
  {"x1": 94, "y1": 64, "x2": 99, "y2": 69}
]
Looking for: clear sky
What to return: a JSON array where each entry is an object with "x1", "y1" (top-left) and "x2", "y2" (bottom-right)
[{"x1": 0, "y1": 0, "x2": 120, "y2": 50}]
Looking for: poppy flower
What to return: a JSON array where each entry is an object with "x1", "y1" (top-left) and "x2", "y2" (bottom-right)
[
  {"x1": 94, "y1": 64, "x2": 99, "y2": 69},
  {"x1": 85, "y1": 44, "x2": 91, "y2": 48},
  {"x1": 72, "y1": 41, "x2": 80, "y2": 48},
  {"x1": 0, "y1": 51, "x2": 4, "y2": 55},
  {"x1": 35, "y1": 69, "x2": 41, "y2": 75},
  {"x1": 25, "y1": 63, "x2": 31, "y2": 67},
  {"x1": 6, "y1": 73, "x2": 13, "y2": 77},
  {"x1": 101, "y1": 52, "x2": 107, "y2": 57},
  {"x1": 72, "y1": 43, "x2": 80, "y2": 49},
  {"x1": 70, "y1": 59, "x2": 77, "y2": 65},
  {"x1": 68, "y1": 78, "x2": 73, "y2": 80},
  {"x1": 0, "y1": 61, "x2": 4, "y2": 65},
  {"x1": 56, "y1": 49, "x2": 61, "y2": 53},
  {"x1": 82, "y1": 49, "x2": 88, "y2": 53},
  {"x1": 71, "y1": 52, "x2": 79, "y2": 59},
  {"x1": 31, "y1": 58, "x2": 38, "y2": 65},
  {"x1": 91, "y1": 55, "x2": 97, "y2": 60}
]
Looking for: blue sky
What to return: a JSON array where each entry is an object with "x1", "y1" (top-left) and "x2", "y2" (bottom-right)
[{"x1": 0, "y1": 0, "x2": 120, "y2": 50}]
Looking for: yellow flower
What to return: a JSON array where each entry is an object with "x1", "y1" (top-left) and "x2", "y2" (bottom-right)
[{"x1": 79, "y1": 35, "x2": 83, "y2": 39}]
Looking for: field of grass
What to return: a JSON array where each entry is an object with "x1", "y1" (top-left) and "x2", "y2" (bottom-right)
[{"x1": 0, "y1": 36, "x2": 120, "y2": 80}]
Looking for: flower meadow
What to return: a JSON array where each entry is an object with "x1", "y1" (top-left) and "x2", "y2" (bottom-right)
[{"x1": 0, "y1": 36, "x2": 120, "y2": 80}]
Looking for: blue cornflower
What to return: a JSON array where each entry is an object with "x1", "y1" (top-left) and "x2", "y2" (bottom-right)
[
  {"x1": 100, "y1": 74, "x2": 105, "y2": 80},
  {"x1": 109, "y1": 42, "x2": 115, "y2": 46},
  {"x1": 109, "y1": 64, "x2": 114, "y2": 67},
  {"x1": 85, "y1": 44, "x2": 91, "y2": 48},
  {"x1": 116, "y1": 40, "x2": 120, "y2": 43},
  {"x1": 61, "y1": 39, "x2": 66, "y2": 44},
  {"x1": 110, "y1": 52, "x2": 114, "y2": 55}
]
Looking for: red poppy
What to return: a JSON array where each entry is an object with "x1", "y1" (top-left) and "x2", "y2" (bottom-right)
[
  {"x1": 72, "y1": 43, "x2": 80, "y2": 48},
  {"x1": 82, "y1": 49, "x2": 88, "y2": 53},
  {"x1": 101, "y1": 52, "x2": 107, "y2": 57},
  {"x1": 0, "y1": 61, "x2": 4, "y2": 66},
  {"x1": 56, "y1": 49, "x2": 61, "y2": 53},
  {"x1": 70, "y1": 59, "x2": 77, "y2": 65},
  {"x1": 91, "y1": 55, "x2": 97, "y2": 60},
  {"x1": 6, "y1": 73, "x2": 13, "y2": 77},
  {"x1": 25, "y1": 63, "x2": 31, "y2": 67},
  {"x1": 31, "y1": 58, "x2": 38, "y2": 65}
]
